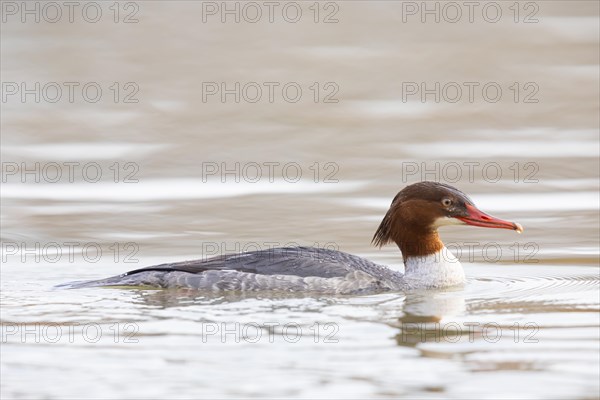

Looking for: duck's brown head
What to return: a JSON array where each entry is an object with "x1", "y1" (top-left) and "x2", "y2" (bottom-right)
[{"x1": 372, "y1": 181, "x2": 523, "y2": 258}]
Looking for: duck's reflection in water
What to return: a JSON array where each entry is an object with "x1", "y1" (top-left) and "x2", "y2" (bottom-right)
[
  {"x1": 394, "y1": 288, "x2": 467, "y2": 349},
  {"x1": 125, "y1": 286, "x2": 469, "y2": 347},
  {"x1": 127, "y1": 287, "x2": 339, "y2": 307}
]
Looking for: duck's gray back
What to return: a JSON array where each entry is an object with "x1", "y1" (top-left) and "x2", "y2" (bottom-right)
[{"x1": 63, "y1": 247, "x2": 405, "y2": 294}]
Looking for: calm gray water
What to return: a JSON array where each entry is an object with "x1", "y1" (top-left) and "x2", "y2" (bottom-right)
[{"x1": 1, "y1": 1, "x2": 599, "y2": 399}]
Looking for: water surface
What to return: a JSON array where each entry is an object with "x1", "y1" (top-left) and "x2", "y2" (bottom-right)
[{"x1": 1, "y1": 1, "x2": 599, "y2": 399}]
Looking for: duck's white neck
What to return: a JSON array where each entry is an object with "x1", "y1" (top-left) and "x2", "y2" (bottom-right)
[{"x1": 402, "y1": 247, "x2": 465, "y2": 289}]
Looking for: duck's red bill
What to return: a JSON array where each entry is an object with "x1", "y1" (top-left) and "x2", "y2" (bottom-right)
[{"x1": 457, "y1": 204, "x2": 523, "y2": 233}]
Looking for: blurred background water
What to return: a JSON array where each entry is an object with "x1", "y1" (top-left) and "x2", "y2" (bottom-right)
[{"x1": 1, "y1": 1, "x2": 599, "y2": 399}]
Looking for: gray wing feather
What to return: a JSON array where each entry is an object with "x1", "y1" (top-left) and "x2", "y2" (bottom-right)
[{"x1": 124, "y1": 247, "x2": 377, "y2": 278}]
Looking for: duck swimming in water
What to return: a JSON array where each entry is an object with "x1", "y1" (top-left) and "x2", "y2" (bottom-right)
[{"x1": 65, "y1": 182, "x2": 523, "y2": 294}]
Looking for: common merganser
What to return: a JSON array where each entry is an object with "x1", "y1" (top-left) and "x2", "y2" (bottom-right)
[{"x1": 65, "y1": 182, "x2": 523, "y2": 294}]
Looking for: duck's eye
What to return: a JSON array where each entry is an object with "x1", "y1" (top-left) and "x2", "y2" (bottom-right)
[{"x1": 442, "y1": 198, "x2": 453, "y2": 207}]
